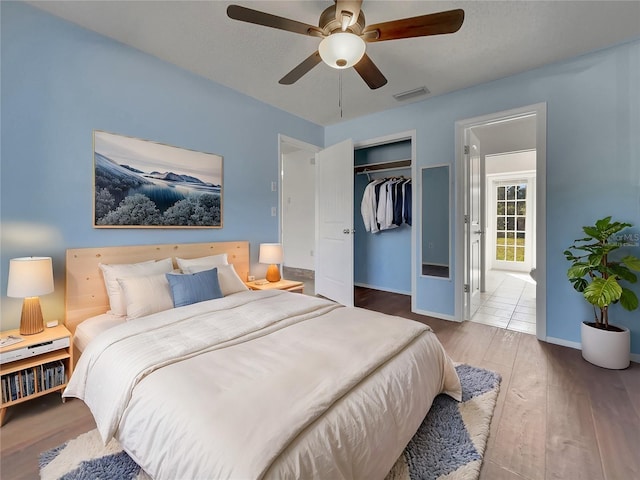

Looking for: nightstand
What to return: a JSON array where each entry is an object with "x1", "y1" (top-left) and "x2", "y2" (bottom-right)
[
  {"x1": 245, "y1": 278, "x2": 304, "y2": 294},
  {"x1": 0, "y1": 324, "x2": 73, "y2": 426}
]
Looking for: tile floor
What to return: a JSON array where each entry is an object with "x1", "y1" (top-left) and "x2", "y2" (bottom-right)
[{"x1": 470, "y1": 269, "x2": 537, "y2": 335}]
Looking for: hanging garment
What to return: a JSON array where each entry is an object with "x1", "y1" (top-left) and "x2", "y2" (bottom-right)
[
  {"x1": 384, "y1": 179, "x2": 401, "y2": 230},
  {"x1": 361, "y1": 179, "x2": 384, "y2": 232},
  {"x1": 377, "y1": 179, "x2": 399, "y2": 231},
  {"x1": 403, "y1": 180, "x2": 412, "y2": 226},
  {"x1": 393, "y1": 179, "x2": 406, "y2": 226}
]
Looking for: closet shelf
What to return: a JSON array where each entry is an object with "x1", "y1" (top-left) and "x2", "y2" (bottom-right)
[{"x1": 354, "y1": 159, "x2": 411, "y2": 175}]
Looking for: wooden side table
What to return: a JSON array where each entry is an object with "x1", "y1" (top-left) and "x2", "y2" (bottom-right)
[
  {"x1": 0, "y1": 324, "x2": 73, "y2": 426},
  {"x1": 245, "y1": 278, "x2": 304, "y2": 294}
]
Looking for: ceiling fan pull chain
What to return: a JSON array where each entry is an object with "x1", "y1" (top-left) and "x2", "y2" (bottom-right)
[{"x1": 339, "y1": 71, "x2": 343, "y2": 118}]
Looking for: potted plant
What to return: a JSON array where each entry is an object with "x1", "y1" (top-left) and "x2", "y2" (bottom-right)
[{"x1": 565, "y1": 216, "x2": 640, "y2": 369}]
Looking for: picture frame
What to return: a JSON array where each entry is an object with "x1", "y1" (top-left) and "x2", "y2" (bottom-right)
[{"x1": 93, "y1": 130, "x2": 223, "y2": 228}]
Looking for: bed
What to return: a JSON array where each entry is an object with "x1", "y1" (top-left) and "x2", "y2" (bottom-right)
[{"x1": 63, "y1": 242, "x2": 461, "y2": 479}]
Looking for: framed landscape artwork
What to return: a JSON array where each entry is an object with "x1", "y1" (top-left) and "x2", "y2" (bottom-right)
[{"x1": 93, "y1": 131, "x2": 223, "y2": 228}]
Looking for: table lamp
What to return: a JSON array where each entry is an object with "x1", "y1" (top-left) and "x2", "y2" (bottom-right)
[
  {"x1": 259, "y1": 243, "x2": 283, "y2": 283},
  {"x1": 7, "y1": 257, "x2": 54, "y2": 335}
]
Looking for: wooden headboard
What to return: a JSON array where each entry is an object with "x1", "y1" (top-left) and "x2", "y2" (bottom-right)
[{"x1": 65, "y1": 241, "x2": 249, "y2": 334}]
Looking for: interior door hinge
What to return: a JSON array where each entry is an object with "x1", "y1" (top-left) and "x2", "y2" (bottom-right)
[
  {"x1": 464, "y1": 284, "x2": 470, "y2": 293},
  {"x1": 464, "y1": 145, "x2": 470, "y2": 155},
  {"x1": 464, "y1": 214, "x2": 469, "y2": 224}
]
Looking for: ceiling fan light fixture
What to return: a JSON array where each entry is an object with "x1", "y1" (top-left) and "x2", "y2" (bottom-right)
[{"x1": 319, "y1": 32, "x2": 366, "y2": 69}]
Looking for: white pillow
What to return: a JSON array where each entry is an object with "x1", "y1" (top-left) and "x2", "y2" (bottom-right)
[
  {"x1": 177, "y1": 254, "x2": 228, "y2": 273},
  {"x1": 182, "y1": 263, "x2": 248, "y2": 296},
  {"x1": 99, "y1": 258, "x2": 173, "y2": 316},
  {"x1": 117, "y1": 273, "x2": 174, "y2": 320},
  {"x1": 216, "y1": 264, "x2": 249, "y2": 296}
]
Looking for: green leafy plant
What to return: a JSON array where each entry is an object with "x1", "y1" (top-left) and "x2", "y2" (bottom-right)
[{"x1": 565, "y1": 216, "x2": 640, "y2": 330}]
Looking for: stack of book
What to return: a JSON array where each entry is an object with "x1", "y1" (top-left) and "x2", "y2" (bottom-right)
[{"x1": 1, "y1": 360, "x2": 66, "y2": 403}]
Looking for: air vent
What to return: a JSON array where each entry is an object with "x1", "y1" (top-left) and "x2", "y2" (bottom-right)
[{"x1": 392, "y1": 86, "x2": 430, "y2": 102}]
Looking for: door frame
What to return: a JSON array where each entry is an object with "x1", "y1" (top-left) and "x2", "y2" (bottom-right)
[
  {"x1": 466, "y1": 130, "x2": 483, "y2": 320},
  {"x1": 353, "y1": 129, "x2": 417, "y2": 307},
  {"x1": 454, "y1": 103, "x2": 547, "y2": 341}
]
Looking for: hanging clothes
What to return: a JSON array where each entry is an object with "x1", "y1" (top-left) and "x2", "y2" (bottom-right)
[{"x1": 361, "y1": 177, "x2": 411, "y2": 233}]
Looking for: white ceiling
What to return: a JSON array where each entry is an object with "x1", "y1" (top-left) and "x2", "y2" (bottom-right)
[{"x1": 29, "y1": 0, "x2": 640, "y2": 126}]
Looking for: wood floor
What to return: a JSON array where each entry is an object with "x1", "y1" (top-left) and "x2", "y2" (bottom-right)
[{"x1": 1, "y1": 287, "x2": 639, "y2": 480}]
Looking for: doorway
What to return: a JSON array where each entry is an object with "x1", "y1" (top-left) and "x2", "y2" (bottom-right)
[
  {"x1": 278, "y1": 135, "x2": 320, "y2": 295},
  {"x1": 455, "y1": 104, "x2": 547, "y2": 340},
  {"x1": 278, "y1": 131, "x2": 415, "y2": 308},
  {"x1": 476, "y1": 151, "x2": 537, "y2": 335}
]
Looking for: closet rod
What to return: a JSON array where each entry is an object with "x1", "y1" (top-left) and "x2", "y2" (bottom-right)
[
  {"x1": 354, "y1": 158, "x2": 411, "y2": 175},
  {"x1": 356, "y1": 165, "x2": 411, "y2": 176}
]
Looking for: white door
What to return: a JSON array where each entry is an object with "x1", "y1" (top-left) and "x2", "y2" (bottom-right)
[
  {"x1": 465, "y1": 131, "x2": 483, "y2": 319},
  {"x1": 315, "y1": 139, "x2": 354, "y2": 306}
]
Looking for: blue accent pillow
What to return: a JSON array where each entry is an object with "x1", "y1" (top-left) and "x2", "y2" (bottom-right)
[{"x1": 166, "y1": 268, "x2": 223, "y2": 308}]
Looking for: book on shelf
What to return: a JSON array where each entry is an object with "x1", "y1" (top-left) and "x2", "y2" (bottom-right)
[{"x1": 1, "y1": 360, "x2": 66, "y2": 403}]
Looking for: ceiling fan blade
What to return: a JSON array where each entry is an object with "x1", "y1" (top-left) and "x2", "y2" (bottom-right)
[
  {"x1": 335, "y1": 0, "x2": 362, "y2": 29},
  {"x1": 227, "y1": 5, "x2": 322, "y2": 37},
  {"x1": 279, "y1": 51, "x2": 323, "y2": 85},
  {"x1": 353, "y1": 53, "x2": 387, "y2": 89},
  {"x1": 362, "y1": 9, "x2": 464, "y2": 42}
]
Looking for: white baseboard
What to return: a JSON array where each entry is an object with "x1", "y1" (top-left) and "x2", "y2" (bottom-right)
[
  {"x1": 545, "y1": 336, "x2": 639, "y2": 364},
  {"x1": 544, "y1": 336, "x2": 581, "y2": 350}
]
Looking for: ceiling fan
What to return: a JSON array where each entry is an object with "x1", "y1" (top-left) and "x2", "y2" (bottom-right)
[{"x1": 227, "y1": 1, "x2": 464, "y2": 90}]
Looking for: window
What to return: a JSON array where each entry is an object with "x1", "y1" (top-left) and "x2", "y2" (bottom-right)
[{"x1": 495, "y1": 183, "x2": 526, "y2": 262}]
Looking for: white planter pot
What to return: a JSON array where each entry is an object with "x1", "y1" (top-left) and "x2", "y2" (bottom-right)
[{"x1": 581, "y1": 321, "x2": 630, "y2": 369}]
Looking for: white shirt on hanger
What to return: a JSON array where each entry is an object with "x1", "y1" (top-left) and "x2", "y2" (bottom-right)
[{"x1": 361, "y1": 179, "x2": 384, "y2": 233}]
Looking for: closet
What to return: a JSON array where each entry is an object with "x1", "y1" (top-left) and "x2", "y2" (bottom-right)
[{"x1": 353, "y1": 139, "x2": 412, "y2": 295}]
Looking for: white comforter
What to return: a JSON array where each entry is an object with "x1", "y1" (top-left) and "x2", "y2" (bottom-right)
[{"x1": 65, "y1": 290, "x2": 461, "y2": 480}]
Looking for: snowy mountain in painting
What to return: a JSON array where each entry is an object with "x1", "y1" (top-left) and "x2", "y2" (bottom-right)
[
  {"x1": 95, "y1": 153, "x2": 217, "y2": 189},
  {"x1": 121, "y1": 164, "x2": 145, "y2": 174},
  {"x1": 147, "y1": 171, "x2": 215, "y2": 187}
]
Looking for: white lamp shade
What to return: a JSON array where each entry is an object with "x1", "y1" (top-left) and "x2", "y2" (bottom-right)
[
  {"x1": 259, "y1": 243, "x2": 283, "y2": 264},
  {"x1": 7, "y1": 257, "x2": 54, "y2": 298},
  {"x1": 319, "y1": 32, "x2": 366, "y2": 69}
]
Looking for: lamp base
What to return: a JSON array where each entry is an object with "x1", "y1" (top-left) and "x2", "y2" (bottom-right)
[
  {"x1": 19, "y1": 297, "x2": 45, "y2": 335},
  {"x1": 266, "y1": 264, "x2": 281, "y2": 283}
]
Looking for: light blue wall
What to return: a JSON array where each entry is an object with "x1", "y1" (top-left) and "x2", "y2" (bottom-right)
[
  {"x1": 327, "y1": 38, "x2": 640, "y2": 353},
  {"x1": 0, "y1": 2, "x2": 323, "y2": 328},
  {"x1": 354, "y1": 141, "x2": 411, "y2": 294}
]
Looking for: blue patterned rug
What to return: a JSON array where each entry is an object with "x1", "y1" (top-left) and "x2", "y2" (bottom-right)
[{"x1": 40, "y1": 364, "x2": 500, "y2": 480}]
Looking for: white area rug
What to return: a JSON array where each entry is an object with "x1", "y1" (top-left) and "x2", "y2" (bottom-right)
[{"x1": 40, "y1": 364, "x2": 500, "y2": 480}]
